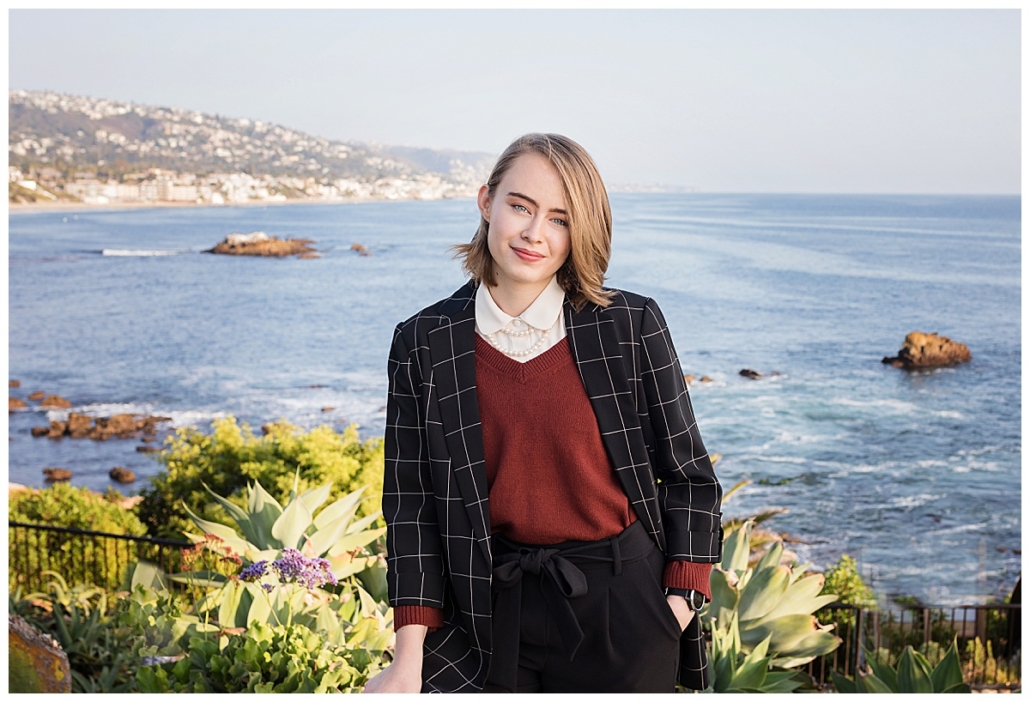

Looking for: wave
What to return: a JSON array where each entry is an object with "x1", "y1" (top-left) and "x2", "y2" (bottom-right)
[
  {"x1": 101, "y1": 249, "x2": 183, "y2": 256},
  {"x1": 45, "y1": 403, "x2": 226, "y2": 429}
]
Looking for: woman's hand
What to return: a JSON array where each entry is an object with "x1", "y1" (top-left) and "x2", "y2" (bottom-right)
[
  {"x1": 363, "y1": 624, "x2": 427, "y2": 693},
  {"x1": 666, "y1": 594, "x2": 695, "y2": 632},
  {"x1": 364, "y1": 660, "x2": 423, "y2": 693}
]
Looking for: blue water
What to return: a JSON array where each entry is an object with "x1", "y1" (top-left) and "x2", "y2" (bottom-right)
[{"x1": 8, "y1": 194, "x2": 1021, "y2": 606}]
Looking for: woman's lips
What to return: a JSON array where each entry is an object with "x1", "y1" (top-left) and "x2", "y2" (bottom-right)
[{"x1": 512, "y1": 247, "x2": 544, "y2": 262}]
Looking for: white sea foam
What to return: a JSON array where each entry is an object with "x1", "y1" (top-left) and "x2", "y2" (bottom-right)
[
  {"x1": 890, "y1": 493, "x2": 945, "y2": 509},
  {"x1": 831, "y1": 397, "x2": 919, "y2": 414},
  {"x1": 44, "y1": 403, "x2": 225, "y2": 430},
  {"x1": 166, "y1": 410, "x2": 228, "y2": 428},
  {"x1": 101, "y1": 249, "x2": 182, "y2": 256},
  {"x1": 850, "y1": 461, "x2": 898, "y2": 474},
  {"x1": 761, "y1": 431, "x2": 826, "y2": 448},
  {"x1": 737, "y1": 453, "x2": 808, "y2": 465}
]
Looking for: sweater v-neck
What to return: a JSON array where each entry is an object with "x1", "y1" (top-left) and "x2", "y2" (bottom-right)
[{"x1": 474, "y1": 334, "x2": 572, "y2": 383}]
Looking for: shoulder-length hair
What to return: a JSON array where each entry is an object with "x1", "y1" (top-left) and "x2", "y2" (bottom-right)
[{"x1": 453, "y1": 133, "x2": 614, "y2": 311}]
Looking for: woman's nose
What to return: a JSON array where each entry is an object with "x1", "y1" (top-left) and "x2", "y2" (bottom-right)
[{"x1": 522, "y1": 216, "x2": 544, "y2": 242}]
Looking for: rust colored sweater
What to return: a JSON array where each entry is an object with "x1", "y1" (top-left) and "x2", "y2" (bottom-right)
[{"x1": 393, "y1": 337, "x2": 711, "y2": 632}]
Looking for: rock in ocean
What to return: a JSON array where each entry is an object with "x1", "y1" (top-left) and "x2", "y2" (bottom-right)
[{"x1": 882, "y1": 331, "x2": 972, "y2": 369}]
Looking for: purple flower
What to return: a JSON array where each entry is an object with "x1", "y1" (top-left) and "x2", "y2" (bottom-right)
[
  {"x1": 239, "y1": 560, "x2": 268, "y2": 582},
  {"x1": 261, "y1": 583, "x2": 274, "y2": 592},
  {"x1": 270, "y1": 548, "x2": 338, "y2": 589}
]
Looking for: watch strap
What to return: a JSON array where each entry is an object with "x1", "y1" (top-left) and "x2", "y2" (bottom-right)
[{"x1": 665, "y1": 588, "x2": 707, "y2": 611}]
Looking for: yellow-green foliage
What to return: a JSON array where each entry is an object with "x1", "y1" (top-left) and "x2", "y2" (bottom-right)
[
  {"x1": 136, "y1": 416, "x2": 383, "y2": 540},
  {"x1": 10, "y1": 483, "x2": 147, "y2": 535},
  {"x1": 10, "y1": 484, "x2": 147, "y2": 592},
  {"x1": 821, "y1": 555, "x2": 876, "y2": 608},
  {"x1": 964, "y1": 637, "x2": 1018, "y2": 685}
]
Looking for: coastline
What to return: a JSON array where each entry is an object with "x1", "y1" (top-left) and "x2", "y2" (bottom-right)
[{"x1": 8, "y1": 193, "x2": 477, "y2": 215}]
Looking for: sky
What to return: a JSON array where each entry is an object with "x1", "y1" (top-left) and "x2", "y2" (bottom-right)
[{"x1": 8, "y1": 9, "x2": 1021, "y2": 194}]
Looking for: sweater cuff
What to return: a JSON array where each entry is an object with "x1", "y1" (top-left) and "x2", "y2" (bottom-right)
[
  {"x1": 393, "y1": 605, "x2": 445, "y2": 633},
  {"x1": 662, "y1": 561, "x2": 713, "y2": 601}
]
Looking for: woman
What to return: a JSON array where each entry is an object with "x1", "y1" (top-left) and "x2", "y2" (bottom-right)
[{"x1": 364, "y1": 134, "x2": 722, "y2": 694}]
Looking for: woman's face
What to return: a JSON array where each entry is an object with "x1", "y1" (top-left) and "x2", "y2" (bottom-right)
[{"x1": 478, "y1": 152, "x2": 572, "y2": 297}]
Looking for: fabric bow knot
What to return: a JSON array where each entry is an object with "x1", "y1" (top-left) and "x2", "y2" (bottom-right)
[{"x1": 490, "y1": 546, "x2": 591, "y2": 691}]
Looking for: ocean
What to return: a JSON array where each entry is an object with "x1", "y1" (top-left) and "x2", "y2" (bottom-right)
[{"x1": 8, "y1": 193, "x2": 1021, "y2": 606}]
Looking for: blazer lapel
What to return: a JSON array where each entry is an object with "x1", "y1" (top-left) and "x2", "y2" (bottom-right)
[
  {"x1": 428, "y1": 284, "x2": 492, "y2": 562},
  {"x1": 565, "y1": 302, "x2": 656, "y2": 534}
]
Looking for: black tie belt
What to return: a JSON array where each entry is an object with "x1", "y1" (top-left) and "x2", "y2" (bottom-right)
[{"x1": 488, "y1": 520, "x2": 654, "y2": 692}]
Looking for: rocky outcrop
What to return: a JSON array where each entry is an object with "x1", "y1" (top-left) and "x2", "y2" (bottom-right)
[
  {"x1": 207, "y1": 231, "x2": 317, "y2": 258},
  {"x1": 683, "y1": 374, "x2": 714, "y2": 386},
  {"x1": 27, "y1": 391, "x2": 45, "y2": 401},
  {"x1": 9, "y1": 614, "x2": 71, "y2": 693},
  {"x1": 882, "y1": 331, "x2": 972, "y2": 369},
  {"x1": 109, "y1": 467, "x2": 136, "y2": 483},
  {"x1": 42, "y1": 467, "x2": 72, "y2": 482},
  {"x1": 10, "y1": 379, "x2": 20, "y2": 388},
  {"x1": 351, "y1": 243, "x2": 371, "y2": 257},
  {"x1": 31, "y1": 413, "x2": 171, "y2": 440},
  {"x1": 739, "y1": 369, "x2": 783, "y2": 380},
  {"x1": 38, "y1": 394, "x2": 72, "y2": 409},
  {"x1": 10, "y1": 397, "x2": 27, "y2": 411}
]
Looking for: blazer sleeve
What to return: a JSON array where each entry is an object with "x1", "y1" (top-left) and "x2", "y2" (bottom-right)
[
  {"x1": 383, "y1": 323, "x2": 447, "y2": 609},
  {"x1": 639, "y1": 298, "x2": 723, "y2": 563}
]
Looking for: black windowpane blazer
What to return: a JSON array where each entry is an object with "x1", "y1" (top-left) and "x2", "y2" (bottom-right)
[{"x1": 383, "y1": 282, "x2": 723, "y2": 692}]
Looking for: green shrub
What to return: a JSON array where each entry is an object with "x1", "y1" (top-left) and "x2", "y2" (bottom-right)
[
  {"x1": 136, "y1": 416, "x2": 384, "y2": 540},
  {"x1": 821, "y1": 555, "x2": 876, "y2": 608},
  {"x1": 10, "y1": 574, "x2": 139, "y2": 693},
  {"x1": 818, "y1": 554, "x2": 877, "y2": 629},
  {"x1": 137, "y1": 622, "x2": 381, "y2": 693},
  {"x1": 10, "y1": 483, "x2": 146, "y2": 534},
  {"x1": 9, "y1": 484, "x2": 147, "y2": 591}
]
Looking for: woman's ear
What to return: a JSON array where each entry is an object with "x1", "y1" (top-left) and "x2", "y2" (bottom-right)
[{"x1": 477, "y1": 184, "x2": 491, "y2": 222}]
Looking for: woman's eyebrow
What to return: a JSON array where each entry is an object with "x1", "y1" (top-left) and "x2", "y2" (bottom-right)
[{"x1": 507, "y1": 191, "x2": 568, "y2": 216}]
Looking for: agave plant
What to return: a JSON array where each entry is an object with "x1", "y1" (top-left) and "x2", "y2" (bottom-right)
[
  {"x1": 179, "y1": 474, "x2": 386, "y2": 587},
  {"x1": 707, "y1": 520, "x2": 841, "y2": 668},
  {"x1": 709, "y1": 611, "x2": 808, "y2": 692},
  {"x1": 129, "y1": 475, "x2": 393, "y2": 647},
  {"x1": 830, "y1": 639, "x2": 970, "y2": 693}
]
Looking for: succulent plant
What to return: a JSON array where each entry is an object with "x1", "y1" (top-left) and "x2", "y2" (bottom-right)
[
  {"x1": 707, "y1": 520, "x2": 841, "y2": 668},
  {"x1": 830, "y1": 639, "x2": 970, "y2": 693},
  {"x1": 179, "y1": 473, "x2": 386, "y2": 582},
  {"x1": 709, "y1": 611, "x2": 807, "y2": 693}
]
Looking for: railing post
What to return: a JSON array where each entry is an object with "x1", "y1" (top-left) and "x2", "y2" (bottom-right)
[{"x1": 854, "y1": 606, "x2": 864, "y2": 677}]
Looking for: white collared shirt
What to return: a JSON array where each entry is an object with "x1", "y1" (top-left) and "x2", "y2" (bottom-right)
[{"x1": 475, "y1": 276, "x2": 567, "y2": 363}]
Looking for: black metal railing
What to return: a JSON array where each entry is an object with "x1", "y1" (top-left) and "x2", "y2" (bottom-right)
[
  {"x1": 805, "y1": 602, "x2": 1021, "y2": 690},
  {"x1": 8, "y1": 521, "x2": 191, "y2": 594}
]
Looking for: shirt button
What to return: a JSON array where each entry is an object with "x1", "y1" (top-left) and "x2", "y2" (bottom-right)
[{"x1": 512, "y1": 320, "x2": 521, "y2": 327}]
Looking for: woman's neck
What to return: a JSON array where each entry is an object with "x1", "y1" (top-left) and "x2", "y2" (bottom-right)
[{"x1": 485, "y1": 280, "x2": 550, "y2": 318}]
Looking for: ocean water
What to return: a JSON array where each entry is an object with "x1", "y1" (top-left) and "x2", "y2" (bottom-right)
[{"x1": 8, "y1": 194, "x2": 1021, "y2": 606}]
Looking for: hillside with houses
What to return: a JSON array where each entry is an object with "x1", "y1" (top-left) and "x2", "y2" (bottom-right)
[{"x1": 9, "y1": 90, "x2": 495, "y2": 206}]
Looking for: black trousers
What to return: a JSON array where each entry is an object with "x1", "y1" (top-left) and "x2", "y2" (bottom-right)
[{"x1": 481, "y1": 521, "x2": 682, "y2": 693}]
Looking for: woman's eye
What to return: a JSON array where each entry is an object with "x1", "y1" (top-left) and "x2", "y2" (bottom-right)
[
  {"x1": 512, "y1": 203, "x2": 529, "y2": 213},
  {"x1": 552, "y1": 218, "x2": 569, "y2": 227}
]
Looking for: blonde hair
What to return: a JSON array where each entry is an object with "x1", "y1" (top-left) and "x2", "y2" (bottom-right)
[{"x1": 453, "y1": 133, "x2": 614, "y2": 311}]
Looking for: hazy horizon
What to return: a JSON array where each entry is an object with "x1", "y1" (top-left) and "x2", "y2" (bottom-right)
[{"x1": 9, "y1": 9, "x2": 1020, "y2": 195}]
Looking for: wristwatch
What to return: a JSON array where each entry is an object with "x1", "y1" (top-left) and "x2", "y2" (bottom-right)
[{"x1": 665, "y1": 588, "x2": 707, "y2": 612}]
